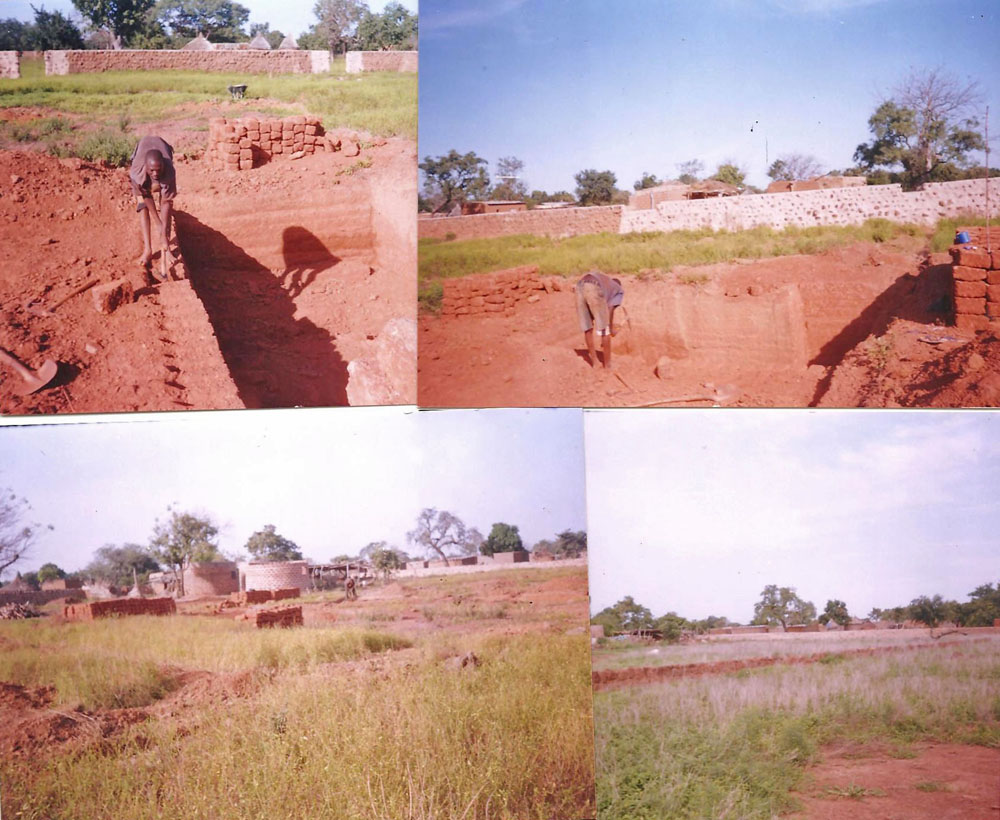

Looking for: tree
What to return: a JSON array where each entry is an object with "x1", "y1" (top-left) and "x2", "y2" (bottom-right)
[
  {"x1": 19, "y1": 571, "x2": 41, "y2": 590},
  {"x1": 481, "y1": 522, "x2": 523, "y2": 557},
  {"x1": 676, "y1": 159, "x2": 703, "y2": 184},
  {"x1": 250, "y1": 21, "x2": 284, "y2": 49},
  {"x1": 84, "y1": 543, "x2": 160, "y2": 588},
  {"x1": 419, "y1": 150, "x2": 490, "y2": 212},
  {"x1": 0, "y1": 19, "x2": 29, "y2": 50},
  {"x1": 553, "y1": 529, "x2": 587, "y2": 558},
  {"x1": 154, "y1": 0, "x2": 251, "y2": 41},
  {"x1": 591, "y1": 595, "x2": 653, "y2": 635},
  {"x1": 357, "y1": 1, "x2": 416, "y2": 51},
  {"x1": 366, "y1": 543, "x2": 406, "y2": 579},
  {"x1": 907, "y1": 594, "x2": 949, "y2": 628},
  {"x1": 655, "y1": 611, "x2": 689, "y2": 642},
  {"x1": 752, "y1": 585, "x2": 816, "y2": 629},
  {"x1": 818, "y1": 599, "x2": 850, "y2": 627},
  {"x1": 296, "y1": 26, "x2": 326, "y2": 50},
  {"x1": 633, "y1": 171, "x2": 661, "y2": 190},
  {"x1": 489, "y1": 155, "x2": 527, "y2": 201},
  {"x1": 711, "y1": 162, "x2": 746, "y2": 188},
  {"x1": 25, "y1": 6, "x2": 85, "y2": 49},
  {"x1": 36, "y1": 562, "x2": 66, "y2": 584},
  {"x1": 244, "y1": 524, "x2": 302, "y2": 561},
  {"x1": 407, "y1": 508, "x2": 482, "y2": 566},
  {"x1": 960, "y1": 582, "x2": 1000, "y2": 627},
  {"x1": 312, "y1": 0, "x2": 366, "y2": 55},
  {"x1": 148, "y1": 509, "x2": 221, "y2": 598},
  {"x1": 574, "y1": 169, "x2": 617, "y2": 206},
  {"x1": 767, "y1": 153, "x2": 823, "y2": 181},
  {"x1": 0, "y1": 489, "x2": 48, "y2": 581},
  {"x1": 72, "y1": 0, "x2": 156, "y2": 48},
  {"x1": 853, "y1": 68, "x2": 984, "y2": 189}
]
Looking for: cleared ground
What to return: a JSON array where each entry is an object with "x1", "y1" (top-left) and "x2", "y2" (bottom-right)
[
  {"x1": 0, "y1": 566, "x2": 595, "y2": 820},
  {"x1": 592, "y1": 629, "x2": 1000, "y2": 819}
]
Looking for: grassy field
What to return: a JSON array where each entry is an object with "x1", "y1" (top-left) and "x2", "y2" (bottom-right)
[
  {"x1": 593, "y1": 634, "x2": 1000, "y2": 820},
  {"x1": 0, "y1": 569, "x2": 594, "y2": 820},
  {"x1": 0, "y1": 55, "x2": 416, "y2": 142}
]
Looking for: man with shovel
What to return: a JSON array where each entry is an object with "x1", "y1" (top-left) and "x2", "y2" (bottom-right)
[
  {"x1": 575, "y1": 271, "x2": 623, "y2": 369},
  {"x1": 129, "y1": 135, "x2": 177, "y2": 282}
]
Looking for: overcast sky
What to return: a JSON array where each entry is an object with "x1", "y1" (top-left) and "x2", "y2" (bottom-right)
[
  {"x1": 3, "y1": 0, "x2": 417, "y2": 42},
  {"x1": 585, "y1": 410, "x2": 999, "y2": 622},
  {"x1": 0, "y1": 407, "x2": 584, "y2": 575},
  {"x1": 419, "y1": 0, "x2": 999, "y2": 191}
]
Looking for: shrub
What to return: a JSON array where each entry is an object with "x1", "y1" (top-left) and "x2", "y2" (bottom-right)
[{"x1": 77, "y1": 131, "x2": 137, "y2": 167}]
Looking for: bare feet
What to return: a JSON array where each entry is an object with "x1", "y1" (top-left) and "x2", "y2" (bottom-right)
[{"x1": 138, "y1": 249, "x2": 152, "y2": 268}]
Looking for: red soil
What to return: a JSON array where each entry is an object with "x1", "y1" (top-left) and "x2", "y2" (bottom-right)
[
  {"x1": 788, "y1": 742, "x2": 1000, "y2": 819},
  {"x1": 419, "y1": 243, "x2": 999, "y2": 407},
  {"x1": 0, "y1": 128, "x2": 414, "y2": 414}
]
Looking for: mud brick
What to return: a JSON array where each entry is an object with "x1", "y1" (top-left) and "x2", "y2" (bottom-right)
[
  {"x1": 244, "y1": 117, "x2": 258, "y2": 129},
  {"x1": 271, "y1": 142, "x2": 283, "y2": 154},
  {"x1": 305, "y1": 144, "x2": 315, "y2": 154},
  {"x1": 222, "y1": 126, "x2": 236, "y2": 138},
  {"x1": 484, "y1": 302, "x2": 504, "y2": 312},
  {"x1": 239, "y1": 138, "x2": 252, "y2": 149},
  {"x1": 454, "y1": 306, "x2": 470, "y2": 315},
  {"x1": 986, "y1": 284, "x2": 1000, "y2": 302},
  {"x1": 956, "y1": 314, "x2": 991, "y2": 332},
  {"x1": 303, "y1": 135, "x2": 316, "y2": 145},
  {"x1": 304, "y1": 124, "x2": 317, "y2": 135},
  {"x1": 238, "y1": 160, "x2": 251, "y2": 171},
  {"x1": 290, "y1": 115, "x2": 307, "y2": 125},
  {"x1": 992, "y1": 251, "x2": 1000, "y2": 270},
  {"x1": 484, "y1": 294, "x2": 504, "y2": 304},
  {"x1": 246, "y1": 132, "x2": 260, "y2": 142},
  {"x1": 92, "y1": 278, "x2": 134, "y2": 314},
  {"x1": 469, "y1": 296, "x2": 485, "y2": 307},
  {"x1": 951, "y1": 247, "x2": 992, "y2": 268},
  {"x1": 988, "y1": 270, "x2": 1000, "y2": 286},
  {"x1": 954, "y1": 296, "x2": 986, "y2": 315},
  {"x1": 239, "y1": 148, "x2": 252, "y2": 159},
  {"x1": 953, "y1": 265, "x2": 987, "y2": 282},
  {"x1": 954, "y1": 280, "x2": 987, "y2": 299}
]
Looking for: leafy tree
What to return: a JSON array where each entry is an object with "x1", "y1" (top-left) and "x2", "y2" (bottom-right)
[
  {"x1": 0, "y1": 19, "x2": 29, "y2": 50},
  {"x1": 907, "y1": 593, "x2": 950, "y2": 628},
  {"x1": 867, "y1": 607, "x2": 883, "y2": 622},
  {"x1": 767, "y1": 153, "x2": 823, "y2": 181},
  {"x1": 752, "y1": 584, "x2": 816, "y2": 629},
  {"x1": 367, "y1": 544, "x2": 406, "y2": 579},
  {"x1": 84, "y1": 543, "x2": 160, "y2": 588},
  {"x1": 633, "y1": 171, "x2": 661, "y2": 190},
  {"x1": 818, "y1": 598, "x2": 850, "y2": 627},
  {"x1": 574, "y1": 169, "x2": 617, "y2": 206},
  {"x1": 711, "y1": 162, "x2": 746, "y2": 188},
  {"x1": 489, "y1": 155, "x2": 527, "y2": 200},
  {"x1": 553, "y1": 529, "x2": 587, "y2": 558},
  {"x1": 148, "y1": 509, "x2": 221, "y2": 597},
  {"x1": 407, "y1": 508, "x2": 483, "y2": 566},
  {"x1": 154, "y1": 0, "x2": 250, "y2": 41},
  {"x1": 24, "y1": 6, "x2": 85, "y2": 49},
  {"x1": 959, "y1": 582, "x2": 1000, "y2": 626},
  {"x1": 357, "y1": 1, "x2": 416, "y2": 51},
  {"x1": 591, "y1": 595, "x2": 653, "y2": 635},
  {"x1": 691, "y1": 614, "x2": 730, "y2": 633},
  {"x1": 72, "y1": 0, "x2": 156, "y2": 48},
  {"x1": 853, "y1": 68, "x2": 984, "y2": 189},
  {"x1": 676, "y1": 159, "x2": 703, "y2": 184},
  {"x1": 481, "y1": 522, "x2": 523, "y2": 557},
  {"x1": 36, "y1": 562, "x2": 66, "y2": 584},
  {"x1": 312, "y1": 0, "x2": 366, "y2": 55},
  {"x1": 296, "y1": 26, "x2": 326, "y2": 50},
  {"x1": 655, "y1": 611, "x2": 689, "y2": 642},
  {"x1": 249, "y1": 21, "x2": 284, "y2": 49},
  {"x1": 0, "y1": 489, "x2": 49, "y2": 581},
  {"x1": 19, "y1": 571, "x2": 41, "y2": 590},
  {"x1": 419, "y1": 149, "x2": 490, "y2": 213},
  {"x1": 244, "y1": 524, "x2": 302, "y2": 561}
]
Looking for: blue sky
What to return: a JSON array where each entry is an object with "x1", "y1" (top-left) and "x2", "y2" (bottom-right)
[
  {"x1": 0, "y1": 407, "x2": 584, "y2": 575},
  {"x1": 585, "y1": 410, "x2": 999, "y2": 622},
  {"x1": 3, "y1": 0, "x2": 417, "y2": 42},
  {"x1": 419, "y1": 0, "x2": 999, "y2": 192}
]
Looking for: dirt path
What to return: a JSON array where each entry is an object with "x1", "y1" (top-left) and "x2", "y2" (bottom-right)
[{"x1": 418, "y1": 242, "x2": 999, "y2": 407}]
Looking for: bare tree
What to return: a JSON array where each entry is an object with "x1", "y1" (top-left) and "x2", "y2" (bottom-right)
[
  {"x1": 407, "y1": 508, "x2": 482, "y2": 567},
  {"x1": 767, "y1": 153, "x2": 824, "y2": 181},
  {"x1": 0, "y1": 489, "x2": 48, "y2": 579}
]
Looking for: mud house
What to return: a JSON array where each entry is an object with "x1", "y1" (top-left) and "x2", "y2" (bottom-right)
[
  {"x1": 239, "y1": 559, "x2": 311, "y2": 592},
  {"x1": 628, "y1": 182, "x2": 691, "y2": 210},
  {"x1": 183, "y1": 561, "x2": 240, "y2": 596},
  {"x1": 461, "y1": 201, "x2": 527, "y2": 215},
  {"x1": 766, "y1": 175, "x2": 867, "y2": 194}
]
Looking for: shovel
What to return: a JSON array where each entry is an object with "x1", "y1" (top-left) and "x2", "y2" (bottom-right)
[{"x1": 0, "y1": 349, "x2": 59, "y2": 395}]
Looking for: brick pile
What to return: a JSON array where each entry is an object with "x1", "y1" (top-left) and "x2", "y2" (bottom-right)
[
  {"x1": 206, "y1": 115, "x2": 327, "y2": 171},
  {"x1": 0, "y1": 51, "x2": 19, "y2": 79},
  {"x1": 441, "y1": 265, "x2": 544, "y2": 317},
  {"x1": 951, "y1": 227, "x2": 1000, "y2": 332},
  {"x1": 64, "y1": 597, "x2": 176, "y2": 620},
  {"x1": 229, "y1": 587, "x2": 300, "y2": 605},
  {"x1": 254, "y1": 605, "x2": 303, "y2": 628}
]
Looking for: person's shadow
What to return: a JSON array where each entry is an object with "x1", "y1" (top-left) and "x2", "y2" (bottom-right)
[
  {"x1": 175, "y1": 212, "x2": 349, "y2": 408},
  {"x1": 280, "y1": 226, "x2": 340, "y2": 299}
]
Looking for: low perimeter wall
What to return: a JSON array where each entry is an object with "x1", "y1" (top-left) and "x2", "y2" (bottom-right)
[
  {"x1": 950, "y1": 227, "x2": 1000, "y2": 332},
  {"x1": 346, "y1": 50, "x2": 417, "y2": 73},
  {"x1": 0, "y1": 589, "x2": 83, "y2": 606},
  {"x1": 64, "y1": 597, "x2": 176, "y2": 620},
  {"x1": 0, "y1": 51, "x2": 18, "y2": 79},
  {"x1": 206, "y1": 115, "x2": 329, "y2": 171},
  {"x1": 420, "y1": 205, "x2": 622, "y2": 241},
  {"x1": 45, "y1": 49, "x2": 329, "y2": 75},
  {"x1": 441, "y1": 265, "x2": 544, "y2": 317}
]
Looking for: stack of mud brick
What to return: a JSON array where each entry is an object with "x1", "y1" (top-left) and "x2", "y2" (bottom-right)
[
  {"x1": 951, "y1": 227, "x2": 1000, "y2": 332},
  {"x1": 229, "y1": 588, "x2": 300, "y2": 606},
  {"x1": 254, "y1": 606, "x2": 303, "y2": 628},
  {"x1": 440, "y1": 265, "x2": 545, "y2": 317},
  {"x1": 207, "y1": 116, "x2": 326, "y2": 172},
  {"x1": 64, "y1": 597, "x2": 176, "y2": 620}
]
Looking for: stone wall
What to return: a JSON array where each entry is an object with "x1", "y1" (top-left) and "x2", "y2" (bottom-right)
[
  {"x1": 205, "y1": 115, "x2": 328, "y2": 172},
  {"x1": 346, "y1": 50, "x2": 418, "y2": 73},
  {"x1": 44, "y1": 49, "x2": 328, "y2": 75},
  {"x1": 0, "y1": 51, "x2": 19, "y2": 79},
  {"x1": 419, "y1": 206, "x2": 623, "y2": 241},
  {"x1": 440, "y1": 265, "x2": 546, "y2": 317},
  {"x1": 950, "y1": 227, "x2": 1000, "y2": 332},
  {"x1": 64, "y1": 597, "x2": 176, "y2": 620}
]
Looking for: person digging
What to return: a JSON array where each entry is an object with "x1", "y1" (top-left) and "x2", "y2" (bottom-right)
[
  {"x1": 575, "y1": 271, "x2": 623, "y2": 369},
  {"x1": 129, "y1": 135, "x2": 178, "y2": 283}
]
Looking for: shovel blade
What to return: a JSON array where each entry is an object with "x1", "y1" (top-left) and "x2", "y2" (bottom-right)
[{"x1": 13, "y1": 359, "x2": 59, "y2": 396}]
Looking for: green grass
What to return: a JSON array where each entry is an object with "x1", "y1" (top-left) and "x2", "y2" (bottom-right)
[
  {"x1": 594, "y1": 638, "x2": 1000, "y2": 819},
  {"x1": 929, "y1": 214, "x2": 992, "y2": 252},
  {"x1": 1, "y1": 55, "x2": 416, "y2": 139}
]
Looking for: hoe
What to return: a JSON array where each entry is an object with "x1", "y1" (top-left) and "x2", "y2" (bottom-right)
[{"x1": 0, "y1": 348, "x2": 59, "y2": 395}]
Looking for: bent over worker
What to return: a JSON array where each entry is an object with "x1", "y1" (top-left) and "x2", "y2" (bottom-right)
[
  {"x1": 575, "y1": 271, "x2": 624, "y2": 369},
  {"x1": 129, "y1": 135, "x2": 178, "y2": 282}
]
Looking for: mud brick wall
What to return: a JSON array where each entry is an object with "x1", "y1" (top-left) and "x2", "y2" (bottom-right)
[
  {"x1": 44, "y1": 49, "x2": 326, "y2": 75},
  {"x1": 0, "y1": 589, "x2": 83, "y2": 606},
  {"x1": 231, "y1": 589, "x2": 273, "y2": 605},
  {"x1": 492, "y1": 550, "x2": 530, "y2": 563},
  {"x1": 255, "y1": 606, "x2": 302, "y2": 628},
  {"x1": 206, "y1": 115, "x2": 326, "y2": 171},
  {"x1": 241, "y1": 560, "x2": 311, "y2": 592},
  {"x1": 950, "y1": 228, "x2": 1000, "y2": 332},
  {"x1": 0, "y1": 51, "x2": 19, "y2": 79},
  {"x1": 419, "y1": 206, "x2": 623, "y2": 241},
  {"x1": 271, "y1": 587, "x2": 301, "y2": 601},
  {"x1": 345, "y1": 50, "x2": 418, "y2": 73},
  {"x1": 64, "y1": 597, "x2": 176, "y2": 620},
  {"x1": 183, "y1": 561, "x2": 239, "y2": 596},
  {"x1": 440, "y1": 265, "x2": 544, "y2": 317}
]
